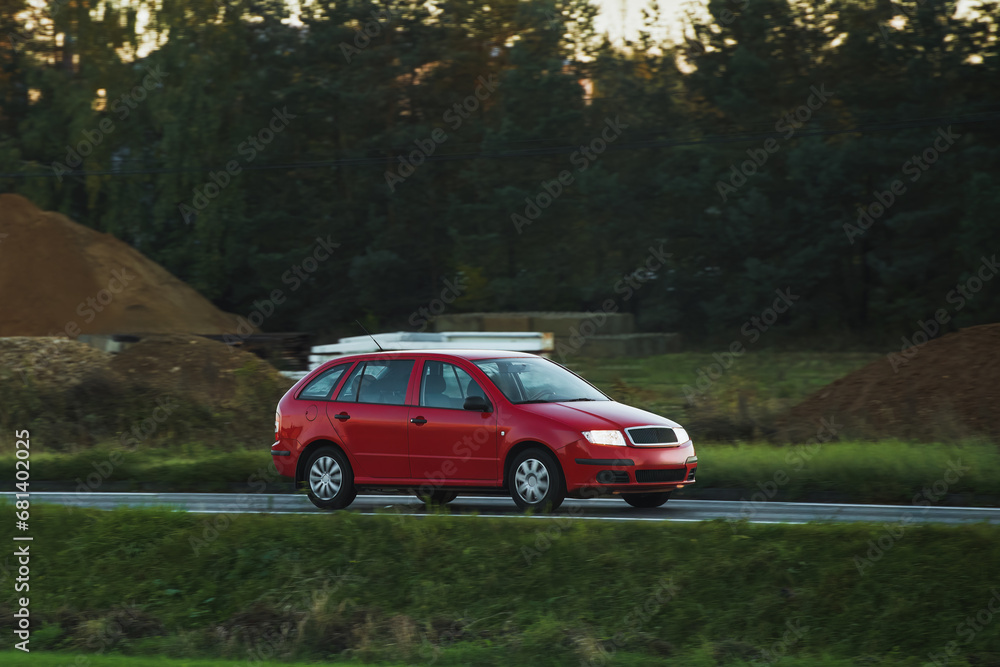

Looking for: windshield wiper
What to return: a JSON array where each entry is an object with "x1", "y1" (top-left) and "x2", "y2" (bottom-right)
[{"x1": 562, "y1": 398, "x2": 601, "y2": 402}]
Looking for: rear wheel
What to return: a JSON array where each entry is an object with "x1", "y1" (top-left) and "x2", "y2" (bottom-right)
[
  {"x1": 622, "y1": 491, "x2": 671, "y2": 508},
  {"x1": 304, "y1": 446, "x2": 357, "y2": 510},
  {"x1": 415, "y1": 490, "x2": 459, "y2": 505},
  {"x1": 509, "y1": 448, "x2": 565, "y2": 512}
]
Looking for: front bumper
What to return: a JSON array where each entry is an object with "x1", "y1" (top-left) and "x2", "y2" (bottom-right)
[{"x1": 561, "y1": 438, "x2": 697, "y2": 495}]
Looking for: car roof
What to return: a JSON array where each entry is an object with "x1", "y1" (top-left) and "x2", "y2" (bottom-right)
[{"x1": 325, "y1": 349, "x2": 537, "y2": 362}]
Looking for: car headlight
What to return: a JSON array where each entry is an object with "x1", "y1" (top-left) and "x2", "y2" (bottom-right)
[
  {"x1": 582, "y1": 430, "x2": 627, "y2": 447},
  {"x1": 674, "y1": 427, "x2": 690, "y2": 443}
]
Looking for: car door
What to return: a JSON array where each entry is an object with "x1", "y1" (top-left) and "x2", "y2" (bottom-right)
[
  {"x1": 407, "y1": 359, "x2": 498, "y2": 482},
  {"x1": 292, "y1": 362, "x2": 351, "y2": 440},
  {"x1": 326, "y1": 358, "x2": 416, "y2": 480}
]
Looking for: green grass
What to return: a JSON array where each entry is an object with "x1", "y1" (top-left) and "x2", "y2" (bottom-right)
[
  {"x1": 0, "y1": 444, "x2": 282, "y2": 492},
  {"x1": 0, "y1": 359, "x2": 287, "y2": 453},
  {"x1": 4, "y1": 506, "x2": 1000, "y2": 665},
  {"x1": 684, "y1": 440, "x2": 1000, "y2": 503},
  {"x1": 0, "y1": 651, "x2": 952, "y2": 667},
  {"x1": 5, "y1": 351, "x2": 996, "y2": 503},
  {"x1": 566, "y1": 351, "x2": 881, "y2": 419},
  {"x1": 0, "y1": 654, "x2": 391, "y2": 667},
  {"x1": 9, "y1": 440, "x2": 1000, "y2": 505},
  {"x1": 0, "y1": 651, "x2": 943, "y2": 667},
  {"x1": 0, "y1": 351, "x2": 878, "y2": 454}
]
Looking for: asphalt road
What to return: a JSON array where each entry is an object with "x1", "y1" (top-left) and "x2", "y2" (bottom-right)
[{"x1": 9, "y1": 491, "x2": 1000, "y2": 524}]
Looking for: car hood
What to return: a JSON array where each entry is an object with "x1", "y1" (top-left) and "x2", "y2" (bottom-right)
[{"x1": 517, "y1": 400, "x2": 682, "y2": 431}]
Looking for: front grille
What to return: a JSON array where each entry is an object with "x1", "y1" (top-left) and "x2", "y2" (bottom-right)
[
  {"x1": 635, "y1": 468, "x2": 686, "y2": 483},
  {"x1": 626, "y1": 426, "x2": 678, "y2": 446}
]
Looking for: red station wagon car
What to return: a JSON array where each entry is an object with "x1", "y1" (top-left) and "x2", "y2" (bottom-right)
[{"x1": 270, "y1": 350, "x2": 697, "y2": 512}]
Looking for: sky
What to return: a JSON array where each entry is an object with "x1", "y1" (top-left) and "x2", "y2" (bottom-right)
[
  {"x1": 593, "y1": 0, "x2": 692, "y2": 43},
  {"x1": 23, "y1": 0, "x2": 983, "y2": 61},
  {"x1": 591, "y1": 0, "x2": 981, "y2": 46}
]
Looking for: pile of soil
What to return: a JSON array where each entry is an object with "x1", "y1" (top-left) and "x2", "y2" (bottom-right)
[
  {"x1": 108, "y1": 334, "x2": 292, "y2": 407},
  {"x1": 0, "y1": 193, "x2": 242, "y2": 336},
  {"x1": 0, "y1": 336, "x2": 113, "y2": 387},
  {"x1": 1, "y1": 334, "x2": 290, "y2": 407},
  {"x1": 0, "y1": 334, "x2": 291, "y2": 449},
  {"x1": 778, "y1": 323, "x2": 1000, "y2": 441}
]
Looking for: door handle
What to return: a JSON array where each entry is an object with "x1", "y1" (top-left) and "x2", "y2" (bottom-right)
[
  {"x1": 410, "y1": 417, "x2": 427, "y2": 425},
  {"x1": 334, "y1": 412, "x2": 350, "y2": 421}
]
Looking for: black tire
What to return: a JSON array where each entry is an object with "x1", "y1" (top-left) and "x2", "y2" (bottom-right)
[
  {"x1": 622, "y1": 491, "x2": 671, "y2": 509},
  {"x1": 303, "y1": 446, "x2": 357, "y2": 510},
  {"x1": 509, "y1": 448, "x2": 565, "y2": 512},
  {"x1": 415, "y1": 490, "x2": 459, "y2": 505}
]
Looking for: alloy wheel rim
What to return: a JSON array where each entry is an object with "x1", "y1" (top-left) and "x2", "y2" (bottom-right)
[
  {"x1": 514, "y1": 458, "x2": 549, "y2": 503},
  {"x1": 309, "y1": 456, "x2": 343, "y2": 500}
]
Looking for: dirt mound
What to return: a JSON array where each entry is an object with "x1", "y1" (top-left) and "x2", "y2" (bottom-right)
[
  {"x1": 0, "y1": 334, "x2": 289, "y2": 400},
  {"x1": 109, "y1": 334, "x2": 292, "y2": 408},
  {"x1": 0, "y1": 336, "x2": 112, "y2": 386},
  {"x1": 778, "y1": 324, "x2": 1000, "y2": 441},
  {"x1": 0, "y1": 193, "x2": 243, "y2": 336},
  {"x1": 0, "y1": 334, "x2": 291, "y2": 449}
]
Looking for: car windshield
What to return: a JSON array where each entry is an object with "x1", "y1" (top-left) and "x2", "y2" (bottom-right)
[{"x1": 473, "y1": 357, "x2": 609, "y2": 404}]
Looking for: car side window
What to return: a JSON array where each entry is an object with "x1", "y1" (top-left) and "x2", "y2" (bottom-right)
[
  {"x1": 336, "y1": 359, "x2": 415, "y2": 405},
  {"x1": 517, "y1": 371, "x2": 555, "y2": 400},
  {"x1": 472, "y1": 361, "x2": 522, "y2": 401},
  {"x1": 298, "y1": 365, "x2": 348, "y2": 400},
  {"x1": 420, "y1": 361, "x2": 486, "y2": 409}
]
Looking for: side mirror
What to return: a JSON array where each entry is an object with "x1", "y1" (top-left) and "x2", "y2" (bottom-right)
[{"x1": 463, "y1": 395, "x2": 491, "y2": 412}]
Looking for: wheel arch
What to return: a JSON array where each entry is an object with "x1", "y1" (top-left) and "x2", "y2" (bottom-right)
[
  {"x1": 502, "y1": 440, "x2": 563, "y2": 491},
  {"x1": 295, "y1": 438, "x2": 351, "y2": 486}
]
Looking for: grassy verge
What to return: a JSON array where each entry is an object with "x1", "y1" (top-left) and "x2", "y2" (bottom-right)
[
  {"x1": 0, "y1": 654, "x2": 392, "y2": 667},
  {"x1": 0, "y1": 444, "x2": 281, "y2": 493},
  {"x1": 7, "y1": 440, "x2": 1000, "y2": 505},
  {"x1": 568, "y1": 351, "x2": 880, "y2": 410},
  {"x1": 0, "y1": 652, "x2": 945, "y2": 667},
  {"x1": 0, "y1": 357, "x2": 288, "y2": 453},
  {"x1": 567, "y1": 351, "x2": 881, "y2": 439},
  {"x1": 0, "y1": 351, "x2": 880, "y2": 454},
  {"x1": 0, "y1": 651, "x2": 922, "y2": 666},
  {"x1": 684, "y1": 440, "x2": 1000, "y2": 503},
  {"x1": 3, "y1": 506, "x2": 1000, "y2": 665}
]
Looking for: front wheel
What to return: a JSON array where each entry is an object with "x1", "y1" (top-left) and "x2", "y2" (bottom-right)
[
  {"x1": 509, "y1": 448, "x2": 565, "y2": 512},
  {"x1": 622, "y1": 491, "x2": 671, "y2": 508},
  {"x1": 304, "y1": 446, "x2": 357, "y2": 510}
]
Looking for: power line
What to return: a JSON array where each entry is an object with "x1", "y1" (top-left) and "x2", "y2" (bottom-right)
[
  {"x1": 89, "y1": 105, "x2": 1000, "y2": 159},
  {"x1": 1, "y1": 110, "x2": 996, "y2": 180}
]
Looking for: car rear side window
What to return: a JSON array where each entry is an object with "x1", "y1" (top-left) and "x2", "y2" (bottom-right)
[
  {"x1": 336, "y1": 359, "x2": 415, "y2": 405},
  {"x1": 298, "y1": 364, "x2": 349, "y2": 400}
]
